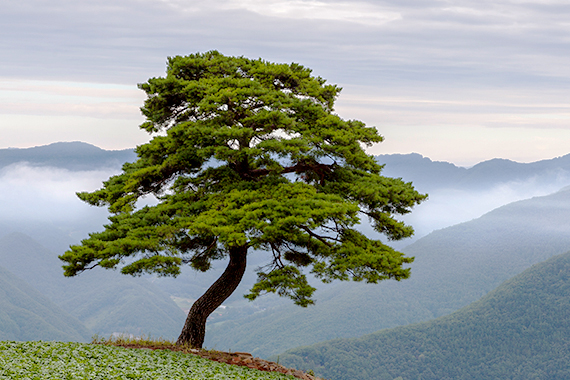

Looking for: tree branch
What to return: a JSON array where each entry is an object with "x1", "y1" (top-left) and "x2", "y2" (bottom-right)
[
  {"x1": 299, "y1": 226, "x2": 334, "y2": 247},
  {"x1": 181, "y1": 237, "x2": 218, "y2": 265},
  {"x1": 248, "y1": 161, "x2": 333, "y2": 179}
]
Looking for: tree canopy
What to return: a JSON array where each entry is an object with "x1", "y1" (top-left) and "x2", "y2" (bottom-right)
[{"x1": 59, "y1": 51, "x2": 427, "y2": 347}]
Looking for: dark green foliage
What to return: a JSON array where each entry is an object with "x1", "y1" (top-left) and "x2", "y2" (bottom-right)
[
  {"x1": 0, "y1": 265, "x2": 90, "y2": 342},
  {"x1": 277, "y1": 250, "x2": 570, "y2": 380},
  {"x1": 204, "y1": 186, "x2": 570, "y2": 357},
  {"x1": 60, "y1": 52, "x2": 426, "y2": 310},
  {"x1": 0, "y1": 142, "x2": 135, "y2": 171}
]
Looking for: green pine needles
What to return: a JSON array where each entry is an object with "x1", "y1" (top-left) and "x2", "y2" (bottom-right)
[{"x1": 59, "y1": 51, "x2": 427, "y2": 347}]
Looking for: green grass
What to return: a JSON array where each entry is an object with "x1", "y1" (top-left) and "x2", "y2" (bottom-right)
[
  {"x1": 91, "y1": 333, "x2": 179, "y2": 349},
  {"x1": 0, "y1": 340, "x2": 296, "y2": 379}
]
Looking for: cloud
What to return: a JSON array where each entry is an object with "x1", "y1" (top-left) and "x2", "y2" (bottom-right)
[
  {"x1": 371, "y1": 172, "x2": 570, "y2": 249},
  {"x1": 0, "y1": 164, "x2": 115, "y2": 222},
  {"x1": 0, "y1": 79, "x2": 144, "y2": 119},
  {"x1": 2, "y1": 0, "x2": 570, "y2": 163},
  {"x1": 221, "y1": 0, "x2": 402, "y2": 25},
  {"x1": 1, "y1": 154, "x2": 569, "y2": 256},
  {"x1": 405, "y1": 175, "x2": 570, "y2": 235},
  {"x1": 2, "y1": 0, "x2": 568, "y2": 85}
]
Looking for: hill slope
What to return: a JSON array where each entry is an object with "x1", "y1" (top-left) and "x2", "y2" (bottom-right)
[
  {"x1": 277, "y1": 249, "x2": 570, "y2": 380},
  {"x1": 0, "y1": 232, "x2": 186, "y2": 339},
  {"x1": 205, "y1": 187, "x2": 570, "y2": 357},
  {"x1": 0, "y1": 265, "x2": 91, "y2": 342}
]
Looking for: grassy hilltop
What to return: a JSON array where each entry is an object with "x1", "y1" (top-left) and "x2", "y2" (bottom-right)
[{"x1": 0, "y1": 341, "x2": 300, "y2": 380}]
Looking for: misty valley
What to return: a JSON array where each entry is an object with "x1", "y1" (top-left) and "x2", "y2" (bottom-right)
[{"x1": 3, "y1": 142, "x2": 570, "y2": 379}]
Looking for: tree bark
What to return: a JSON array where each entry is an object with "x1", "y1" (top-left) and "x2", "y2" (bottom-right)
[{"x1": 176, "y1": 245, "x2": 248, "y2": 347}]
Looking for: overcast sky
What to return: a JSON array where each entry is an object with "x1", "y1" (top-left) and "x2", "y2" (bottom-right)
[{"x1": 2, "y1": 0, "x2": 570, "y2": 166}]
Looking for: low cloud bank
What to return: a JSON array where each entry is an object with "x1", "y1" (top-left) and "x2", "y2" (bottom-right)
[
  {"x1": 0, "y1": 164, "x2": 115, "y2": 222},
  {"x1": 2, "y1": 162, "x2": 569, "y2": 250},
  {"x1": 364, "y1": 174, "x2": 570, "y2": 249}
]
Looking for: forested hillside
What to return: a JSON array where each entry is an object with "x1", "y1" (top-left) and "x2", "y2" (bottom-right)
[
  {"x1": 0, "y1": 232, "x2": 186, "y2": 339},
  {"x1": 277, "y1": 250, "x2": 570, "y2": 380},
  {"x1": 205, "y1": 187, "x2": 570, "y2": 357},
  {"x1": 0, "y1": 265, "x2": 90, "y2": 342}
]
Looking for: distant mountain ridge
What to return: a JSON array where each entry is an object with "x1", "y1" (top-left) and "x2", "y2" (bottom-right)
[
  {"x1": 377, "y1": 152, "x2": 570, "y2": 191},
  {"x1": 277, "y1": 249, "x2": 570, "y2": 380},
  {"x1": 3, "y1": 142, "x2": 570, "y2": 352},
  {"x1": 2, "y1": 142, "x2": 569, "y2": 188},
  {"x1": 0, "y1": 142, "x2": 136, "y2": 171}
]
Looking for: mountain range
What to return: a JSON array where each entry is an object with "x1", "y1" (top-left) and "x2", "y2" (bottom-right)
[
  {"x1": 2, "y1": 141, "x2": 570, "y2": 356},
  {"x1": 377, "y1": 152, "x2": 570, "y2": 192},
  {"x1": 3, "y1": 142, "x2": 570, "y2": 189},
  {"x1": 0, "y1": 141, "x2": 136, "y2": 171}
]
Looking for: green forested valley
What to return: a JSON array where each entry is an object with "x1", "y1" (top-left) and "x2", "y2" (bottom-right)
[
  {"x1": 205, "y1": 186, "x2": 570, "y2": 356},
  {"x1": 0, "y1": 232, "x2": 186, "y2": 339},
  {"x1": 276, "y1": 249, "x2": 570, "y2": 380},
  {"x1": 0, "y1": 265, "x2": 90, "y2": 342}
]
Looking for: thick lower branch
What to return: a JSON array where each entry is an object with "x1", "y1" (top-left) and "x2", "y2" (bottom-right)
[{"x1": 300, "y1": 226, "x2": 334, "y2": 247}]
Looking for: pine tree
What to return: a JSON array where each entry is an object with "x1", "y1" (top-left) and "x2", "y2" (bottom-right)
[{"x1": 59, "y1": 51, "x2": 427, "y2": 348}]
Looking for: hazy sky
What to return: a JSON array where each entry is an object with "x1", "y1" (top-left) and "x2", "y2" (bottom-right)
[{"x1": 2, "y1": 0, "x2": 570, "y2": 166}]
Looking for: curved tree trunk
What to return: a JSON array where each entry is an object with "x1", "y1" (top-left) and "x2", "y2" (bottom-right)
[{"x1": 176, "y1": 245, "x2": 248, "y2": 347}]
